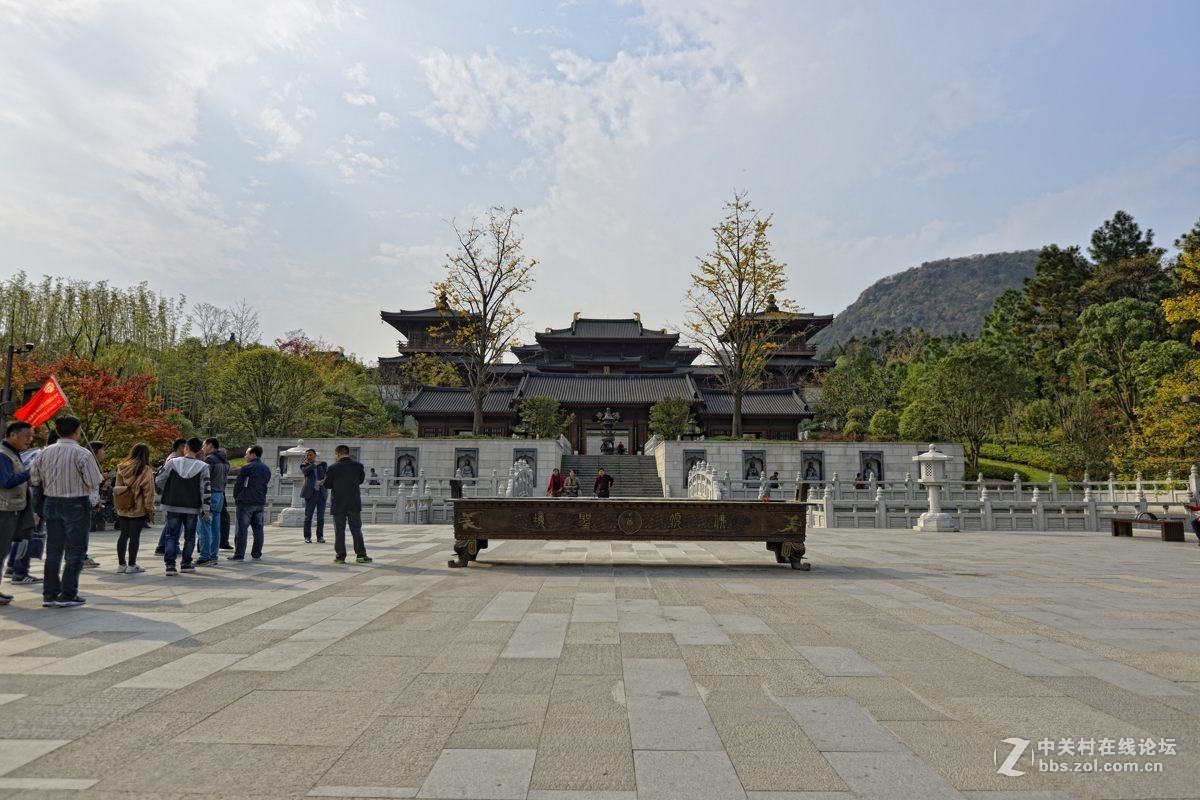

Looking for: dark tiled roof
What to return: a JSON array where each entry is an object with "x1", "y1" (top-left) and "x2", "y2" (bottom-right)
[
  {"x1": 405, "y1": 387, "x2": 514, "y2": 414},
  {"x1": 516, "y1": 373, "x2": 699, "y2": 405},
  {"x1": 700, "y1": 390, "x2": 811, "y2": 416},
  {"x1": 540, "y1": 318, "x2": 677, "y2": 339}
]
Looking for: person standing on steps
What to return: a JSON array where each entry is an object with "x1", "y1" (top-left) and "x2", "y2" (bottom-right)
[
  {"x1": 563, "y1": 468, "x2": 580, "y2": 498},
  {"x1": 113, "y1": 443, "x2": 155, "y2": 574},
  {"x1": 546, "y1": 467, "x2": 564, "y2": 497},
  {"x1": 593, "y1": 467, "x2": 615, "y2": 498},
  {"x1": 231, "y1": 445, "x2": 271, "y2": 561},
  {"x1": 323, "y1": 445, "x2": 372, "y2": 564},
  {"x1": 29, "y1": 416, "x2": 104, "y2": 608},
  {"x1": 300, "y1": 448, "x2": 327, "y2": 543}
]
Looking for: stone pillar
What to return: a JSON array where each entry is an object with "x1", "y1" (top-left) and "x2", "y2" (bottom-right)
[
  {"x1": 1190, "y1": 465, "x2": 1199, "y2": 501},
  {"x1": 1012, "y1": 473, "x2": 1022, "y2": 502},
  {"x1": 875, "y1": 485, "x2": 887, "y2": 528},
  {"x1": 1136, "y1": 471, "x2": 1148, "y2": 515},
  {"x1": 904, "y1": 472, "x2": 914, "y2": 502},
  {"x1": 1083, "y1": 486, "x2": 1098, "y2": 531},
  {"x1": 1048, "y1": 473, "x2": 1058, "y2": 502},
  {"x1": 1031, "y1": 487, "x2": 1045, "y2": 531},
  {"x1": 821, "y1": 482, "x2": 834, "y2": 528},
  {"x1": 980, "y1": 487, "x2": 994, "y2": 530},
  {"x1": 831, "y1": 472, "x2": 842, "y2": 500}
]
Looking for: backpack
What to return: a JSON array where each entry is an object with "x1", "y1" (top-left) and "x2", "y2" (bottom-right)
[{"x1": 113, "y1": 469, "x2": 139, "y2": 513}]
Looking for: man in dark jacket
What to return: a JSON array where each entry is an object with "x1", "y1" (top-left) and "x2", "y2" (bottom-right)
[
  {"x1": 323, "y1": 445, "x2": 371, "y2": 564},
  {"x1": 154, "y1": 437, "x2": 211, "y2": 576},
  {"x1": 231, "y1": 445, "x2": 272, "y2": 561},
  {"x1": 0, "y1": 421, "x2": 35, "y2": 605},
  {"x1": 300, "y1": 448, "x2": 327, "y2": 544},
  {"x1": 196, "y1": 438, "x2": 229, "y2": 565}
]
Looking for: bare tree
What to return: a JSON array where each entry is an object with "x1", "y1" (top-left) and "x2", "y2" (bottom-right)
[
  {"x1": 685, "y1": 191, "x2": 791, "y2": 437},
  {"x1": 434, "y1": 207, "x2": 536, "y2": 435},
  {"x1": 227, "y1": 299, "x2": 261, "y2": 345},
  {"x1": 189, "y1": 302, "x2": 232, "y2": 347}
]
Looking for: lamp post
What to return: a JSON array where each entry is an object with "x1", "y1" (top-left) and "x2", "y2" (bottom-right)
[{"x1": 1, "y1": 342, "x2": 35, "y2": 424}]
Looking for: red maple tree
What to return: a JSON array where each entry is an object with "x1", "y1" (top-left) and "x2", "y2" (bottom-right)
[{"x1": 13, "y1": 355, "x2": 180, "y2": 462}]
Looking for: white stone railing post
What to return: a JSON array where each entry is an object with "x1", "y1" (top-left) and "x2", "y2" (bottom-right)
[
  {"x1": 1136, "y1": 471, "x2": 1148, "y2": 515},
  {"x1": 981, "y1": 487, "x2": 994, "y2": 529},
  {"x1": 1190, "y1": 465, "x2": 1200, "y2": 501},
  {"x1": 875, "y1": 485, "x2": 887, "y2": 528},
  {"x1": 722, "y1": 471, "x2": 732, "y2": 498},
  {"x1": 831, "y1": 472, "x2": 842, "y2": 500},
  {"x1": 1031, "y1": 487, "x2": 1045, "y2": 531},
  {"x1": 1083, "y1": 486, "x2": 1098, "y2": 531},
  {"x1": 1108, "y1": 471, "x2": 1117, "y2": 502},
  {"x1": 822, "y1": 482, "x2": 834, "y2": 526},
  {"x1": 904, "y1": 472, "x2": 914, "y2": 502},
  {"x1": 1012, "y1": 473, "x2": 1022, "y2": 502},
  {"x1": 1048, "y1": 473, "x2": 1058, "y2": 502}
]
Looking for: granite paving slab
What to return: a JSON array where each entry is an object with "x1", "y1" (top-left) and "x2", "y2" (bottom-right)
[{"x1": 1, "y1": 523, "x2": 1197, "y2": 799}]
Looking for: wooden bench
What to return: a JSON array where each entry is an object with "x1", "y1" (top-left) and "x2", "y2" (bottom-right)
[
  {"x1": 1109, "y1": 517, "x2": 1185, "y2": 542},
  {"x1": 449, "y1": 498, "x2": 811, "y2": 570}
]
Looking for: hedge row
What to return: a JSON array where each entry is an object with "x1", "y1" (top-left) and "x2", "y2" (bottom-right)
[{"x1": 979, "y1": 443, "x2": 1068, "y2": 474}]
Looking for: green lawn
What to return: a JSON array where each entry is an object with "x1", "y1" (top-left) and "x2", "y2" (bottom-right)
[{"x1": 978, "y1": 457, "x2": 1054, "y2": 483}]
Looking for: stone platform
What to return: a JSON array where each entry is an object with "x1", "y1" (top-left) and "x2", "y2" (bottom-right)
[{"x1": 0, "y1": 524, "x2": 1196, "y2": 799}]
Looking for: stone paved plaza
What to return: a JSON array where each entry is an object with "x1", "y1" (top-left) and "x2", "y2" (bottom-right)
[{"x1": 0, "y1": 524, "x2": 1197, "y2": 800}]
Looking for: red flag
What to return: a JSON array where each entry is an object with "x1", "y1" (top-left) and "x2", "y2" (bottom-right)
[{"x1": 15, "y1": 376, "x2": 68, "y2": 427}]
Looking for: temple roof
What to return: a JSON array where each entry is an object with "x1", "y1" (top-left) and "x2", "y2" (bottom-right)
[
  {"x1": 404, "y1": 387, "x2": 515, "y2": 414},
  {"x1": 699, "y1": 389, "x2": 812, "y2": 417},
  {"x1": 515, "y1": 373, "x2": 700, "y2": 405},
  {"x1": 538, "y1": 318, "x2": 678, "y2": 340}
]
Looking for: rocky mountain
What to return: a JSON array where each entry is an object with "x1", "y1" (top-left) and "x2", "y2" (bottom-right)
[{"x1": 813, "y1": 250, "x2": 1039, "y2": 351}]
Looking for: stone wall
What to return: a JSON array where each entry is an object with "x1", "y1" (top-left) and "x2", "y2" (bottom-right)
[
  {"x1": 648, "y1": 439, "x2": 966, "y2": 499},
  {"x1": 255, "y1": 437, "x2": 569, "y2": 487}
]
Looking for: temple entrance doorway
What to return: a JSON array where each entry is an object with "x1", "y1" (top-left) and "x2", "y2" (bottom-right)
[{"x1": 585, "y1": 428, "x2": 631, "y2": 455}]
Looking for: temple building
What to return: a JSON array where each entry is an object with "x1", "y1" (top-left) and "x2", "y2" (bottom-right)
[{"x1": 380, "y1": 303, "x2": 833, "y2": 454}]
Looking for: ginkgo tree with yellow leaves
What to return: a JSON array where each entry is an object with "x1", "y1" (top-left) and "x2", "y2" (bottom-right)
[
  {"x1": 685, "y1": 191, "x2": 793, "y2": 438},
  {"x1": 432, "y1": 207, "x2": 536, "y2": 435}
]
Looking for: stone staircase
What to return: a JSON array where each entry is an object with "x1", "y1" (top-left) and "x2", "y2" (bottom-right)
[{"x1": 559, "y1": 454, "x2": 663, "y2": 498}]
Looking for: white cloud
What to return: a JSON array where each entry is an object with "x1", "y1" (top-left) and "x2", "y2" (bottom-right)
[
  {"x1": 344, "y1": 60, "x2": 369, "y2": 86},
  {"x1": 343, "y1": 91, "x2": 377, "y2": 106},
  {"x1": 258, "y1": 107, "x2": 303, "y2": 161},
  {"x1": 376, "y1": 111, "x2": 401, "y2": 129}
]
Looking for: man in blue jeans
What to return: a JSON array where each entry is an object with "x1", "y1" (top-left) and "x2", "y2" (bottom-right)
[
  {"x1": 155, "y1": 438, "x2": 211, "y2": 576},
  {"x1": 196, "y1": 438, "x2": 229, "y2": 565},
  {"x1": 231, "y1": 445, "x2": 271, "y2": 560},
  {"x1": 29, "y1": 416, "x2": 104, "y2": 608}
]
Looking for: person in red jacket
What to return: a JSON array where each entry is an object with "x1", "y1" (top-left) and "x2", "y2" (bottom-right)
[{"x1": 546, "y1": 467, "x2": 564, "y2": 498}]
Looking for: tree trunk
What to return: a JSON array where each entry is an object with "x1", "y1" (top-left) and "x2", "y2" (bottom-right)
[
  {"x1": 472, "y1": 398, "x2": 483, "y2": 436},
  {"x1": 732, "y1": 391, "x2": 743, "y2": 437}
]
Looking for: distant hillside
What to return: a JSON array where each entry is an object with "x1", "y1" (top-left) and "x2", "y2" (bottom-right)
[{"x1": 814, "y1": 250, "x2": 1039, "y2": 350}]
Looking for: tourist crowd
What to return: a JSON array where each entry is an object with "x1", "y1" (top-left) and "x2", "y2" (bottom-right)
[{"x1": 0, "y1": 417, "x2": 372, "y2": 609}]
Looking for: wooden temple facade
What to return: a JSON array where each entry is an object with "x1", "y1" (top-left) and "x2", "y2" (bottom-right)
[{"x1": 380, "y1": 306, "x2": 833, "y2": 454}]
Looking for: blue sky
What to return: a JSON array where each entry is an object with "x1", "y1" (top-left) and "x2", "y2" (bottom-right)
[{"x1": 2, "y1": 0, "x2": 1198, "y2": 361}]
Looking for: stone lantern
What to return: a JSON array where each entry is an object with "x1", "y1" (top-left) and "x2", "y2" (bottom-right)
[
  {"x1": 912, "y1": 443, "x2": 957, "y2": 532},
  {"x1": 275, "y1": 439, "x2": 310, "y2": 527}
]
